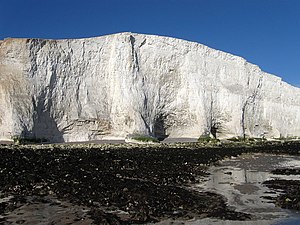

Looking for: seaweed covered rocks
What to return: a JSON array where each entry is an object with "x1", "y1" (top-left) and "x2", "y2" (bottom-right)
[
  {"x1": 264, "y1": 168, "x2": 300, "y2": 211},
  {"x1": 0, "y1": 145, "x2": 250, "y2": 224}
]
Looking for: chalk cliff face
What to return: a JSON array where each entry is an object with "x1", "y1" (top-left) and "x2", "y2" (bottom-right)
[{"x1": 0, "y1": 32, "x2": 300, "y2": 142}]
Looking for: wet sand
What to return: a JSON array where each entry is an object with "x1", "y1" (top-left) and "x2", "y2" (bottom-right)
[{"x1": 196, "y1": 153, "x2": 300, "y2": 224}]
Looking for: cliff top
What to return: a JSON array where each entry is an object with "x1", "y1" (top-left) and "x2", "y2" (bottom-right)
[{"x1": 1, "y1": 32, "x2": 298, "y2": 89}]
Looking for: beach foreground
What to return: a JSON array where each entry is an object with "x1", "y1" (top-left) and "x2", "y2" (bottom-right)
[{"x1": 0, "y1": 141, "x2": 299, "y2": 224}]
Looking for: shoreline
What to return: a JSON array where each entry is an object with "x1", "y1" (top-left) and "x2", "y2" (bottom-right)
[
  {"x1": 1, "y1": 139, "x2": 300, "y2": 157},
  {"x1": 1, "y1": 137, "x2": 299, "y2": 147}
]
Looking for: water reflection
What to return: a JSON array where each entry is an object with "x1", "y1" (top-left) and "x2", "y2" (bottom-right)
[
  {"x1": 154, "y1": 154, "x2": 300, "y2": 225},
  {"x1": 195, "y1": 154, "x2": 300, "y2": 224}
]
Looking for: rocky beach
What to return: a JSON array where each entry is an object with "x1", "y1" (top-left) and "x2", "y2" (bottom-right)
[{"x1": 0, "y1": 141, "x2": 299, "y2": 224}]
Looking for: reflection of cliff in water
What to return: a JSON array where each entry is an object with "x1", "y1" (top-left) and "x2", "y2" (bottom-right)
[{"x1": 194, "y1": 154, "x2": 300, "y2": 225}]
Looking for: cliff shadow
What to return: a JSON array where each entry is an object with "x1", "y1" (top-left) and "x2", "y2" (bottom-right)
[
  {"x1": 153, "y1": 114, "x2": 169, "y2": 141},
  {"x1": 31, "y1": 66, "x2": 64, "y2": 143},
  {"x1": 31, "y1": 95, "x2": 64, "y2": 143}
]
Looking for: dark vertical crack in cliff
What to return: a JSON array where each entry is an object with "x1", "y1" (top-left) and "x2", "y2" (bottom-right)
[{"x1": 241, "y1": 75, "x2": 263, "y2": 138}]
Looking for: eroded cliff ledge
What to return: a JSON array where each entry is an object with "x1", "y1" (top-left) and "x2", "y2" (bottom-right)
[{"x1": 0, "y1": 32, "x2": 299, "y2": 142}]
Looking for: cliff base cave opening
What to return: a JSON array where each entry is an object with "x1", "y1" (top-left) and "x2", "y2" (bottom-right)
[{"x1": 153, "y1": 114, "x2": 169, "y2": 141}]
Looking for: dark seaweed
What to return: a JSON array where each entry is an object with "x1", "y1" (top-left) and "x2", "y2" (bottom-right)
[{"x1": 0, "y1": 141, "x2": 299, "y2": 224}]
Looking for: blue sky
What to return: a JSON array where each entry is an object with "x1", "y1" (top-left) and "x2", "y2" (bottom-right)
[{"x1": 1, "y1": 0, "x2": 299, "y2": 87}]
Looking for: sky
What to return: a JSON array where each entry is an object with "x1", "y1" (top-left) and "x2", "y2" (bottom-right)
[{"x1": 0, "y1": 0, "x2": 299, "y2": 87}]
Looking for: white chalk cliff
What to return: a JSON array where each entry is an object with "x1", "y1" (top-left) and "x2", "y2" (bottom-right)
[{"x1": 0, "y1": 32, "x2": 300, "y2": 142}]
